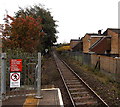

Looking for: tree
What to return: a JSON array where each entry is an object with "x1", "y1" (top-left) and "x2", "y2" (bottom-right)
[
  {"x1": 3, "y1": 15, "x2": 44, "y2": 52},
  {"x1": 15, "y1": 4, "x2": 58, "y2": 53}
]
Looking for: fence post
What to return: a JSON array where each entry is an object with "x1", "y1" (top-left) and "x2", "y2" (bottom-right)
[
  {"x1": 35, "y1": 52, "x2": 42, "y2": 99},
  {"x1": 1, "y1": 53, "x2": 6, "y2": 100}
]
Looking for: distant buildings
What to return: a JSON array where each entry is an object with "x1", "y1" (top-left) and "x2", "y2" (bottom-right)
[
  {"x1": 70, "y1": 39, "x2": 83, "y2": 52},
  {"x1": 70, "y1": 28, "x2": 120, "y2": 57}
]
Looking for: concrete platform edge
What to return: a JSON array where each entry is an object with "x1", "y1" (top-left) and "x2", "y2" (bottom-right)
[{"x1": 41, "y1": 88, "x2": 64, "y2": 107}]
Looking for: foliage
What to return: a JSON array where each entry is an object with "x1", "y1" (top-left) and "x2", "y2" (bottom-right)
[
  {"x1": 56, "y1": 45, "x2": 70, "y2": 52},
  {"x1": 15, "y1": 4, "x2": 58, "y2": 53},
  {"x1": 2, "y1": 4, "x2": 57, "y2": 54},
  {"x1": 3, "y1": 15, "x2": 44, "y2": 52}
]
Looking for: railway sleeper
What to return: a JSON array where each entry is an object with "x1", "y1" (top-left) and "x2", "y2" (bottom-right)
[
  {"x1": 71, "y1": 91, "x2": 89, "y2": 95},
  {"x1": 75, "y1": 100, "x2": 98, "y2": 106},
  {"x1": 66, "y1": 79, "x2": 80, "y2": 82},
  {"x1": 62, "y1": 73, "x2": 75, "y2": 77},
  {"x1": 73, "y1": 97, "x2": 96, "y2": 103},
  {"x1": 64, "y1": 77, "x2": 78, "y2": 80},
  {"x1": 67, "y1": 84, "x2": 83, "y2": 88},
  {"x1": 73, "y1": 96, "x2": 93, "y2": 100},
  {"x1": 69, "y1": 87, "x2": 86, "y2": 91},
  {"x1": 66, "y1": 81, "x2": 81, "y2": 85},
  {"x1": 71, "y1": 92, "x2": 92, "y2": 98}
]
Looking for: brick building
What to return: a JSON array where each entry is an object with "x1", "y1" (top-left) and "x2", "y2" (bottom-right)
[
  {"x1": 89, "y1": 36, "x2": 111, "y2": 54},
  {"x1": 88, "y1": 28, "x2": 120, "y2": 56},
  {"x1": 70, "y1": 39, "x2": 83, "y2": 51},
  {"x1": 82, "y1": 31, "x2": 104, "y2": 53},
  {"x1": 103, "y1": 28, "x2": 120, "y2": 55}
]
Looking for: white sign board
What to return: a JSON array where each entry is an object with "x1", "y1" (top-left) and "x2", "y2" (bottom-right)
[{"x1": 10, "y1": 73, "x2": 20, "y2": 88}]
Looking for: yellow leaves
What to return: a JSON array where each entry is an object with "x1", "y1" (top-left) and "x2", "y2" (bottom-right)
[{"x1": 56, "y1": 46, "x2": 71, "y2": 52}]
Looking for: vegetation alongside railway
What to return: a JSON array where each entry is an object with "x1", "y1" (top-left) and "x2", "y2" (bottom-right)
[{"x1": 2, "y1": 4, "x2": 57, "y2": 54}]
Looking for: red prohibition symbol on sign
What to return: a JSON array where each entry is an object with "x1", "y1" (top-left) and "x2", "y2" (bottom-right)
[{"x1": 11, "y1": 73, "x2": 20, "y2": 81}]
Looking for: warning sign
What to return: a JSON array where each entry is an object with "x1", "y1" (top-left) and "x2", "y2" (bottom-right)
[
  {"x1": 10, "y1": 59, "x2": 22, "y2": 72},
  {"x1": 10, "y1": 73, "x2": 20, "y2": 88}
]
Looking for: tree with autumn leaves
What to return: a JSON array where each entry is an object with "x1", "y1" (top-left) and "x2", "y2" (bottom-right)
[
  {"x1": 3, "y1": 15, "x2": 44, "y2": 52},
  {"x1": 3, "y1": 4, "x2": 57, "y2": 53}
]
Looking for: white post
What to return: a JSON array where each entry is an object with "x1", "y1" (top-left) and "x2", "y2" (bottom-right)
[{"x1": 35, "y1": 52, "x2": 42, "y2": 98}]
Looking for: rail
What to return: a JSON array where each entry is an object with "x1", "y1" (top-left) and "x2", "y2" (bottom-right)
[{"x1": 53, "y1": 52, "x2": 109, "y2": 107}]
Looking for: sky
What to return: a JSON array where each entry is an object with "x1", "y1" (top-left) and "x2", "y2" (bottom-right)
[{"x1": 0, "y1": 0, "x2": 120, "y2": 43}]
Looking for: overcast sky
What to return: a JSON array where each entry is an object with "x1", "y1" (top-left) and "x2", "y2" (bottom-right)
[{"x1": 0, "y1": 0, "x2": 119, "y2": 43}]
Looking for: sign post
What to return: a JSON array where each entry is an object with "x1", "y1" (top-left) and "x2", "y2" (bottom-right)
[
  {"x1": 10, "y1": 59, "x2": 22, "y2": 88},
  {"x1": 1, "y1": 53, "x2": 6, "y2": 100},
  {"x1": 35, "y1": 52, "x2": 42, "y2": 99}
]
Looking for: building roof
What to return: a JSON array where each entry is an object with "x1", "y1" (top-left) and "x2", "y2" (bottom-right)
[
  {"x1": 103, "y1": 28, "x2": 120, "y2": 35},
  {"x1": 86, "y1": 33, "x2": 98, "y2": 35},
  {"x1": 109, "y1": 28, "x2": 120, "y2": 34},
  {"x1": 70, "y1": 39, "x2": 81, "y2": 42},
  {"x1": 85, "y1": 33, "x2": 105, "y2": 37}
]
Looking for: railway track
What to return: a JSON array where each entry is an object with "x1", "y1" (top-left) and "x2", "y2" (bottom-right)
[{"x1": 53, "y1": 52, "x2": 109, "y2": 107}]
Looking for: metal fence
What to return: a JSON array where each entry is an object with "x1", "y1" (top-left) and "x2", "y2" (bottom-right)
[
  {"x1": 63, "y1": 51, "x2": 120, "y2": 82},
  {"x1": 0, "y1": 52, "x2": 42, "y2": 101},
  {"x1": 65, "y1": 51, "x2": 91, "y2": 66}
]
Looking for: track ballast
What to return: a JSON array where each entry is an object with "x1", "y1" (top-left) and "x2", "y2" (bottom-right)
[{"x1": 53, "y1": 52, "x2": 109, "y2": 107}]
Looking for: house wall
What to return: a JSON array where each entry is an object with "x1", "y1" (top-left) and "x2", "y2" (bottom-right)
[
  {"x1": 118, "y1": 36, "x2": 120, "y2": 56},
  {"x1": 70, "y1": 41, "x2": 80, "y2": 50},
  {"x1": 108, "y1": 29, "x2": 119, "y2": 54},
  {"x1": 72, "y1": 42, "x2": 83, "y2": 52},
  {"x1": 83, "y1": 34, "x2": 101, "y2": 53},
  {"x1": 83, "y1": 34, "x2": 90, "y2": 53}
]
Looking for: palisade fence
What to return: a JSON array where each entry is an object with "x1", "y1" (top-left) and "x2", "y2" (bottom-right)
[
  {"x1": 0, "y1": 51, "x2": 42, "y2": 101},
  {"x1": 63, "y1": 51, "x2": 120, "y2": 82}
]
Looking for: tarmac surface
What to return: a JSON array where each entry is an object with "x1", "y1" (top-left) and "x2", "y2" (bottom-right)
[{"x1": 2, "y1": 88, "x2": 63, "y2": 107}]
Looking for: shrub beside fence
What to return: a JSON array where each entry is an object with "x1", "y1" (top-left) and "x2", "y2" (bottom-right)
[{"x1": 64, "y1": 51, "x2": 120, "y2": 82}]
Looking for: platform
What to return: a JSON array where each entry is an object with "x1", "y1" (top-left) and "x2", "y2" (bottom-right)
[{"x1": 2, "y1": 88, "x2": 64, "y2": 107}]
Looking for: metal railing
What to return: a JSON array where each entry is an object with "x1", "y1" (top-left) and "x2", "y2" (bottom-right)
[{"x1": 0, "y1": 52, "x2": 42, "y2": 102}]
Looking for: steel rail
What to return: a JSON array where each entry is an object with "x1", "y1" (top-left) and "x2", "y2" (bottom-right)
[
  {"x1": 54, "y1": 53, "x2": 76, "y2": 107},
  {"x1": 60, "y1": 56, "x2": 109, "y2": 107}
]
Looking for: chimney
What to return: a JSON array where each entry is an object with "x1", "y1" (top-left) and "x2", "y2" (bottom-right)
[{"x1": 98, "y1": 30, "x2": 101, "y2": 35}]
